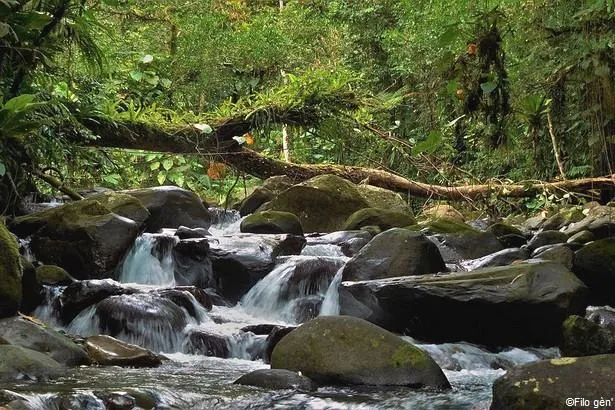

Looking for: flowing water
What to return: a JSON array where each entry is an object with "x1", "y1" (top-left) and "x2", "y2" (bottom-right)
[{"x1": 5, "y1": 213, "x2": 561, "y2": 409}]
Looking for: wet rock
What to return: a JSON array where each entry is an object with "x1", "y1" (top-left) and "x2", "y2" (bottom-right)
[
  {"x1": 586, "y1": 306, "x2": 615, "y2": 331},
  {"x1": 0, "y1": 345, "x2": 64, "y2": 381},
  {"x1": 240, "y1": 211, "x2": 304, "y2": 236},
  {"x1": 342, "y1": 228, "x2": 445, "y2": 281},
  {"x1": 258, "y1": 174, "x2": 370, "y2": 233},
  {"x1": 175, "y1": 225, "x2": 210, "y2": 239},
  {"x1": 306, "y1": 230, "x2": 372, "y2": 257},
  {"x1": 88, "y1": 191, "x2": 150, "y2": 226},
  {"x1": 573, "y1": 238, "x2": 615, "y2": 305},
  {"x1": 57, "y1": 392, "x2": 106, "y2": 410},
  {"x1": 59, "y1": 279, "x2": 138, "y2": 324},
  {"x1": 290, "y1": 295, "x2": 323, "y2": 323},
  {"x1": 564, "y1": 205, "x2": 615, "y2": 239},
  {"x1": 526, "y1": 230, "x2": 568, "y2": 251},
  {"x1": 93, "y1": 391, "x2": 137, "y2": 410},
  {"x1": 496, "y1": 233, "x2": 527, "y2": 248},
  {"x1": 460, "y1": 248, "x2": 529, "y2": 271},
  {"x1": 491, "y1": 355, "x2": 615, "y2": 410},
  {"x1": 264, "y1": 326, "x2": 295, "y2": 364},
  {"x1": 187, "y1": 331, "x2": 229, "y2": 357},
  {"x1": 0, "y1": 223, "x2": 22, "y2": 318},
  {"x1": 153, "y1": 286, "x2": 212, "y2": 316},
  {"x1": 541, "y1": 206, "x2": 585, "y2": 231},
  {"x1": 340, "y1": 262, "x2": 588, "y2": 347},
  {"x1": 356, "y1": 184, "x2": 411, "y2": 213},
  {"x1": 342, "y1": 208, "x2": 415, "y2": 231},
  {"x1": 561, "y1": 315, "x2": 615, "y2": 357},
  {"x1": 122, "y1": 186, "x2": 211, "y2": 232},
  {"x1": 209, "y1": 233, "x2": 306, "y2": 301},
  {"x1": 35, "y1": 264, "x2": 76, "y2": 286},
  {"x1": 85, "y1": 335, "x2": 162, "y2": 367},
  {"x1": 9, "y1": 200, "x2": 140, "y2": 280},
  {"x1": 20, "y1": 256, "x2": 43, "y2": 314},
  {"x1": 567, "y1": 229, "x2": 595, "y2": 245},
  {"x1": 172, "y1": 238, "x2": 214, "y2": 288},
  {"x1": 239, "y1": 176, "x2": 294, "y2": 216},
  {"x1": 0, "y1": 316, "x2": 90, "y2": 366},
  {"x1": 240, "y1": 324, "x2": 279, "y2": 335},
  {"x1": 271, "y1": 316, "x2": 450, "y2": 388},
  {"x1": 421, "y1": 204, "x2": 465, "y2": 223},
  {"x1": 532, "y1": 244, "x2": 574, "y2": 269},
  {"x1": 486, "y1": 222, "x2": 524, "y2": 238},
  {"x1": 234, "y1": 369, "x2": 318, "y2": 391}
]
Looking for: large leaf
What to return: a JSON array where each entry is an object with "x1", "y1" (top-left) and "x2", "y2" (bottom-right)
[
  {"x1": 3, "y1": 94, "x2": 36, "y2": 111},
  {"x1": 162, "y1": 159, "x2": 174, "y2": 171},
  {"x1": 413, "y1": 131, "x2": 443, "y2": 156}
]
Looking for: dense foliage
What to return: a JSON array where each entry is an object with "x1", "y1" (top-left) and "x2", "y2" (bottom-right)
[{"x1": 1, "y1": 0, "x2": 614, "y2": 214}]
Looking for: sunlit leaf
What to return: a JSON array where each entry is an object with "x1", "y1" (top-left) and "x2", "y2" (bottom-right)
[
  {"x1": 142, "y1": 54, "x2": 154, "y2": 64},
  {"x1": 150, "y1": 161, "x2": 160, "y2": 170},
  {"x1": 194, "y1": 123, "x2": 213, "y2": 134},
  {"x1": 130, "y1": 71, "x2": 143, "y2": 81},
  {"x1": 162, "y1": 159, "x2": 174, "y2": 170},
  {"x1": 157, "y1": 171, "x2": 166, "y2": 185}
]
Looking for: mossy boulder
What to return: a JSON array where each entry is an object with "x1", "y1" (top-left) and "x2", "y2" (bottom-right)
[
  {"x1": 491, "y1": 355, "x2": 615, "y2": 410},
  {"x1": 0, "y1": 316, "x2": 90, "y2": 366},
  {"x1": 486, "y1": 222, "x2": 524, "y2": 238},
  {"x1": 35, "y1": 264, "x2": 76, "y2": 286},
  {"x1": 527, "y1": 230, "x2": 568, "y2": 251},
  {"x1": 421, "y1": 204, "x2": 465, "y2": 223},
  {"x1": 271, "y1": 316, "x2": 450, "y2": 388},
  {"x1": 240, "y1": 211, "x2": 303, "y2": 235},
  {"x1": 0, "y1": 223, "x2": 22, "y2": 317},
  {"x1": 573, "y1": 238, "x2": 615, "y2": 305},
  {"x1": 342, "y1": 208, "x2": 415, "y2": 231},
  {"x1": 85, "y1": 335, "x2": 162, "y2": 367},
  {"x1": 0, "y1": 345, "x2": 64, "y2": 381},
  {"x1": 9, "y1": 200, "x2": 140, "y2": 280},
  {"x1": 234, "y1": 369, "x2": 318, "y2": 391},
  {"x1": 355, "y1": 184, "x2": 411, "y2": 213},
  {"x1": 239, "y1": 176, "x2": 294, "y2": 216},
  {"x1": 259, "y1": 175, "x2": 370, "y2": 233},
  {"x1": 340, "y1": 261, "x2": 588, "y2": 347},
  {"x1": 342, "y1": 228, "x2": 445, "y2": 281},
  {"x1": 121, "y1": 186, "x2": 211, "y2": 232},
  {"x1": 561, "y1": 315, "x2": 615, "y2": 357},
  {"x1": 564, "y1": 205, "x2": 615, "y2": 239},
  {"x1": 420, "y1": 217, "x2": 477, "y2": 234},
  {"x1": 541, "y1": 206, "x2": 585, "y2": 231},
  {"x1": 88, "y1": 191, "x2": 150, "y2": 225}
]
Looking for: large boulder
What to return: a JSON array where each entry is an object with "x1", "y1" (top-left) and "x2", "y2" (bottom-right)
[
  {"x1": 172, "y1": 238, "x2": 214, "y2": 288},
  {"x1": 240, "y1": 211, "x2": 303, "y2": 235},
  {"x1": 340, "y1": 262, "x2": 588, "y2": 347},
  {"x1": 8, "y1": 200, "x2": 140, "y2": 280},
  {"x1": 35, "y1": 264, "x2": 75, "y2": 286},
  {"x1": 573, "y1": 238, "x2": 615, "y2": 305},
  {"x1": 209, "y1": 233, "x2": 306, "y2": 301},
  {"x1": 342, "y1": 208, "x2": 415, "y2": 231},
  {"x1": 355, "y1": 184, "x2": 411, "y2": 213},
  {"x1": 0, "y1": 345, "x2": 64, "y2": 381},
  {"x1": 122, "y1": 186, "x2": 211, "y2": 232},
  {"x1": 85, "y1": 335, "x2": 162, "y2": 367},
  {"x1": 341, "y1": 228, "x2": 445, "y2": 281},
  {"x1": 0, "y1": 223, "x2": 22, "y2": 317},
  {"x1": 87, "y1": 191, "x2": 150, "y2": 225},
  {"x1": 460, "y1": 248, "x2": 529, "y2": 271},
  {"x1": 421, "y1": 204, "x2": 465, "y2": 223},
  {"x1": 0, "y1": 316, "x2": 90, "y2": 366},
  {"x1": 258, "y1": 175, "x2": 370, "y2": 233},
  {"x1": 238, "y1": 176, "x2": 294, "y2": 216},
  {"x1": 491, "y1": 355, "x2": 615, "y2": 410},
  {"x1": 234, "y1": 369, "x2": 318, "y2": 391},
  {"x1": 271, "y1": 316, "x2": 450, "y2": 389}
]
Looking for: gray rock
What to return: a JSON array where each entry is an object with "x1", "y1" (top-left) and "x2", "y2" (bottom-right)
[
  {"x1": 526, "y1": 230, "x2": 568, "y2": 251},
  {"x1": 0, "y1": 345, "x2": 64, "y2": 381},
  {"x1": 573, "y1": 238, "x2": 615, "y2": 305},
  {"x1": 234, "y1": 369, "x2": 318, "y2": 391},
  {"x1": 85, "y1": 335, "x2": 162, "y2": 367}
]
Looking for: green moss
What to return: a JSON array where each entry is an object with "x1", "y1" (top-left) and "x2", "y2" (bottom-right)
[
  {"x1": 342, "y1": 208, "x2": 415, "y2": 231},
  {"x1": 0, "y1": 223, "x2": 22, "y2": 314},
  {"x1": 550, "y1": 357, "x2": 577, "y2": 366},
  {"x1": 391, "y1": 345, "x2": 429, "y2": 368}
]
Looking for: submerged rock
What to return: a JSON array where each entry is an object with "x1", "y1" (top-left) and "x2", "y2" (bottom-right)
[
  {"x1": 85, "y1": 335, "x2": 162, "y2": 367},
  {"x1": 258, "y1": 174, "x2": 370, "y2": 233},
  {"x1": 340, "y1": 262, "x2": 588, "y2": 347},
  {"x1": 342, "y1": 228, "x2": 445, "y2": 281},
  {"x1": 573, "y1": 238, "x2": 615, "y2": 305},
  {"x1": 0, "y1": 316, "x2": 90, "y2": 366},
  {"x1": 0, "y1": 223, "x2": 22, "y2": 318},
  {"x1": 0, "y1": 345, "x2": 64, "y2": 381},
  {"x1": 234, "y1": 369, "x2": 317, "y2": 391},
  {"x1": 271, "y1": 316, "x2": 450, "y2": 388},
  {"x1": 240, "y1": 211, "x2": 304, "y2": 236},
  {"x1": 491, "y1": 355, "x2": 615, "y2": 410},
  {"x1": 342, "y1": 208, "x2": 415, "y2": 231}
]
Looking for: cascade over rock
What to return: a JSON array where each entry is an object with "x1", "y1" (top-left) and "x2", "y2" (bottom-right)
[
  {"x1": 258, "y1": 174, "x2": 370, "y2": 232},
  {"x1": 8, "y1": 200, "x2": 140, "y2": 280},
  {"x1": 342, "y1": 228, "x2": 445, "y2": 281},
  {"x1": 0, "y1": 223, "x2": 22, "y2": 317},
  {"x1": 340, "y1": 261, "x2": 588, "y2": 347},
  {"x1": 271, "y1": 315, "x2": 451, "y2": 389},
  {"x1": 491, "y1": 355, "x2": 615, "y2": 410}
]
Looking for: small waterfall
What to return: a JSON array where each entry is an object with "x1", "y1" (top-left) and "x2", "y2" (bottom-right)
[
  {"x1": 19, "y1": 237, "x2": 36, "y2": 263},
  {"x1": 120, "y1": 233, "x2": 178, "y2": 286},
  {"x1": 33, "y1": 286, "x2": 65, "y2": 328},
  {"x1": 226, "y1": 332, "x2": 267, "y2": 360},
  {"x1": 208, "y1": 208, "x2": 242, "y2": 236},
  {"x1": 319, "y1": 267, "x2": 343, "y2": 316},
  {"x1": 301, "y1": 243, "x2": 346, "y2": 257}
]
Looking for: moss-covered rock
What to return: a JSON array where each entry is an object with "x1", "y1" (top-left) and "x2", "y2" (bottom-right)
[
  {"x1": 564, "y1": 205, "x2": 615, "y2": 239},
  {"x1": 240, "y1": 211, "x2": 303, "y2": 235},
  {"x1": 420, "y1": 204, "x2": 465, "y2": 223},
  {"x1": 19, "y1": 256, "x2": 42, "y2": 314},
  {"x1": 419, "y1": 217, "x2": 477, "y2": 234},
  {"x1": 486, "y1": 222, "x2": 524, "y2": 238},
  {"x1": 234, "y1": 369, "x2": 318, "y2": 391},
  {"x1": 342, "y1": 208, "x2": 415, "y2": 231},
  {"x1": 85, "y1": 335, "x2": 162, "y2": 367},
  {"x1": 259, "y1": 175, "x2": 369, "y2": 233},
  {"x1": 35, "y1": 264, "x2": 75, "y2": 286},
  {"x1": 561, "y1": 315, "x2": 615, "y2": 357},
  {"x1": 573, "y1": 238, "x2": 615, "y2": 305},
  {"x1": 527, "y1": 230, "x2": 569, "y2": 251},
  {"x1": 239, "y1": 176, "x2": 294, "y2": 216},
  {"x1": 0, "y1": 345, "x2": 64, "y2": 381},
  {"x1": 88, "y1": 191, "x2": 150, "y2": 225},
  {"x1": 9, "y1": 199, "x2": 140, "y2": 280},
  {"x1": 355, "y1": 184, "x2": 411, "y2": 213},
  {"x1": 541, "y1": 206, "x2": 585, "y2": 231},
  {"x1": 271, "y1": 316, "x2": 450, "y2": 388},
  {"x1": 0, "y1": 223, "x2": 22, "y2": 318},
  {"x1": 491, "y1": 354, "x2": 615, "y2": 410},
  {"x1": 342, "y1": 228, "x2": 445, "y2": 281},
  {"x1": 532, "y1": 244, "x2": 574, "y2": 269}
]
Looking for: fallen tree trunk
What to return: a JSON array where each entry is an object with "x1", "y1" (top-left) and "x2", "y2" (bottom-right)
[{"x1": 80, "y1": 118, "x2": 615, "y2": 200}]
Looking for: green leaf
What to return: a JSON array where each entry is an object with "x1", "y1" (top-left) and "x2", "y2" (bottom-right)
[
  {"x1": 3, "y1": 94, "x2": 35, "y2": 111},
  {"x1": 480, "y1": 82, "x2": 498, "y2": 94},
  {"x1": 162, "y1": 159, "x2": 174, "y2": 171},
  {"x1": 145, "y1": 153, "x2": 158, "y2": 161},
  {"x1": 0, "y1": 162, "x2": 6, "y2": 177},
  {"x1": 141, "y1": 54, "x2": 154, "y2": 64},
  {"x1": 595, "y1": 65, "x2": 611, "y2": 77},
  {"x1": 0, "y1": 22, "x2": 10, "y2": 39},
  {"x1": 193, "y1": 123, "x2": 213, "y2": 134},
  {"x1": 413, "y1": 131, "x2": 443, "y2": 155},
  {"x1": 130, "y1": 71, "x2": 143, "y2": 81},
  {"x1": 157, "y1": 171, "x2": 167, "y2": 185},
  {"x1": 160, "y1": 78, "x2": 172, "y2": 88},
  {"x1": 438, "y1": 25, "x2": 461, "y2": 47},
  {"x1": 175, "y1": 174, "x2": 185, "y2": 187},
  {"x1": 150, "y1": 161, "x2": 160, "y2": 170}
]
